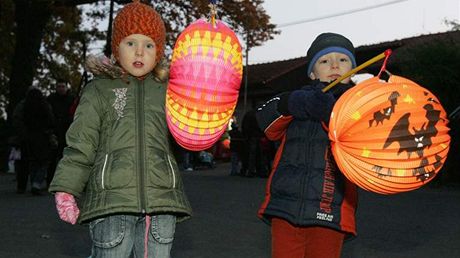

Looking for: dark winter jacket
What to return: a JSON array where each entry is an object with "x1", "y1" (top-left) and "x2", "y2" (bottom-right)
[
  {"x1": 12, "y1": 96, "x2": 56, "y2": 162},
  {"x1": 47, "y1": 92, "x2": 75, "y2": 149},
  {"x1": 229, "y1": 127, "x2": 245, "y2": 152},
  {"x1": 49, "y1": 74, "x2": 192, "y2": 223},
  {"x1": 255, "y1": 82, "x2": 357, "y2": 236}
]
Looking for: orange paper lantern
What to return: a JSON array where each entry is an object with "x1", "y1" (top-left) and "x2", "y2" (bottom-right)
[{"x1": 329, "y1": 75, "x2": 450, "y2": 194}]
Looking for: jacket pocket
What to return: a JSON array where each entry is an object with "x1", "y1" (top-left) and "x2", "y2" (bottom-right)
[
  {"x1": 100, "y1": 153, "x2": 110, "y2": 190},
  {"x1": 146, "y1": 148, "x2": 175, "y2": 189},
  {"x1": 103, "y1": 148, "x2": 135, "y2": 189},
  {"x1": 89, "y1": 153, "x2": 111, "y2": 191},
  {"x1": 166, "y1": 154, "x2": 177, "y2": 189}
]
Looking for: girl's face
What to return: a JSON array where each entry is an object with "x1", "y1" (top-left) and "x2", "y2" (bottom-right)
[
  {"x1": 309, "y1": 52, "x2": 353, "y2": 83},
  {"x1": 118, "y1": 34, "x2": 157, "y2": 77}
]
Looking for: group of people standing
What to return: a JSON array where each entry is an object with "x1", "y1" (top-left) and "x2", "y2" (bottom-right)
[
  {"x1": 229, "y1": 110, "x2": 276, "y2": 178},
  {"x1": 11, "y1": 80, "x2": 74, "y2": 195}
]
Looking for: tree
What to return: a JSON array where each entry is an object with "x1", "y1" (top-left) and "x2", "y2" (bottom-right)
[
  {"x1": 2, "y1": 0, "x2": 278, "y2": 121},
  {"x1": 444, "y1": 19, "x2": 460, "y2": 31},
  {"x1": 0, "y1": 0, "x2": 16, "y2": 119},
  {"x1": 6, "y1": 0, "x2": 52, "y2": 120}
]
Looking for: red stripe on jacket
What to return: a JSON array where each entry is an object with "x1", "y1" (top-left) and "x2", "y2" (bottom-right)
[{"x1": 340, "y1": 179, "x2": 357, "y2": 235}]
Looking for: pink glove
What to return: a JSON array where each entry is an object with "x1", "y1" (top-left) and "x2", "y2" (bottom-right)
[{"x1": 55, "y1": 192, "x2": 80, "y2": 225}]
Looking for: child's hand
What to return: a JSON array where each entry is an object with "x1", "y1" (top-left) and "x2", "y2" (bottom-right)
[
  {"x1": 288, "y1": 82, "x2": 336, "y2": 122},
  {"x1": 55, "y1": 192, "x2": 80, "y2": 225}
]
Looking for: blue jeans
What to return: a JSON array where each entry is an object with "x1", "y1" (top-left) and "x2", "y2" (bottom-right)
[{"x1": 89, "y1": 214, "x2": 176, "y2": 258}]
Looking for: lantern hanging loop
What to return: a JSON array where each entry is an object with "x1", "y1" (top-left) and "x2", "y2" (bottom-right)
[
  {"x1": 376, "y1": 49, "x2": 393, "y2": 78},
  {"x1": 208, "y1": 0, "x2": 218, "y2": 27},
  {"x1": 322, "y1": 49, "x2": 393, "y2": 93}
]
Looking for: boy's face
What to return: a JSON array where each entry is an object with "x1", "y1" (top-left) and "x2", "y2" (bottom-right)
[
  {"x1": 118, "y1": 34, "x2": 157, "y2": 77},
  {"x1": 309, "y1": 52, "x2": 353, "y2": 83}
]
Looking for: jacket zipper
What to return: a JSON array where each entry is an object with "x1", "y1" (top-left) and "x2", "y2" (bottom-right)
[
  {"x1": 137, "y1": 79, "x2": 146, "y2": 213},
  {"x1": 101, "y1": 154, "x2": 109, "y2": 189},
  {"x1": 167, "y1": 155, "x2": 176, "y2": 189}
]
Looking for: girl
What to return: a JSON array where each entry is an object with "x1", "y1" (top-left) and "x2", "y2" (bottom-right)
[{"x1": 49, "y1": 1, "x2": 192, "y2": 257}]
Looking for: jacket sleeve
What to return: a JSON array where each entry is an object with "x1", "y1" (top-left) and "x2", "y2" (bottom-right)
[
  {"x1": 255, "y1": 93, "x2": 293, "y2": 141},
  {"x1": 49, "y1": 81, "x2": 103, "y2": 198}
]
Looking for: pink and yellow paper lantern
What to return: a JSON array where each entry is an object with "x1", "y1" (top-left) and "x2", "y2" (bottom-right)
[{"x1": 166, "y1": 18, "x2": 243, "y2": 151}]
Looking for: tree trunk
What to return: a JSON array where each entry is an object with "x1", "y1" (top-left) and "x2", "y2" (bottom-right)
[
  {"x1": 7, "y1": 0, "x2": 52, "y2": 120},
  {"x1": 104, "y1": 0, "x2": 115, "y2": 57}
]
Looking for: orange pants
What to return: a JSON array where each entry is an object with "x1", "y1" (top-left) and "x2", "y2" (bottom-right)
[{"x1": 271, "y1": 218, "x2": 345, "y2": 258}]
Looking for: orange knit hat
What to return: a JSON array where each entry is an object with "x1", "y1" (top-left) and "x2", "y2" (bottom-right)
[{"x1": 111, "y1": 0, "x2": 166, "y2": 65}]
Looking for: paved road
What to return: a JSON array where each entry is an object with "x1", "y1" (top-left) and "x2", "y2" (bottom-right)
[{"x1": 1, "y1": 162, "x2": 459, "y2": 258}]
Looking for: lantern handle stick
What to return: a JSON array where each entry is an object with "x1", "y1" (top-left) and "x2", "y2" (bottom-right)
[{"x1": 322, "y1": 49, "x2": 392, "y2": 92}]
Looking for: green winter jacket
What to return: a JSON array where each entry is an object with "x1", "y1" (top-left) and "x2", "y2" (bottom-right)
[{"x1": 49, "y1": 74, "x2": 192, "y2": 223}]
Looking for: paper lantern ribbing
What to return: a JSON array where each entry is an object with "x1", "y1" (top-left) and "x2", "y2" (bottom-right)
[
  {"x1": 167, "y1": 18, "x2": 243, "y2": 151},
  {"x1": 329, "y1": 75, "x2": 450, "y2": 194}
]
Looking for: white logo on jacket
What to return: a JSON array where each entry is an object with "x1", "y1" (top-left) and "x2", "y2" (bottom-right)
[
  {"x1": 316, "y1": 212, "x2": 334, "y2": 222},
  {"x1": 112, "y1": 88, "x2": 128, "y2": 120}
]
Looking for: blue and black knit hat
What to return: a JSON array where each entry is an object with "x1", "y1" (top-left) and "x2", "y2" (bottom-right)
[{"x1": 306, "y1": 32, "x2": 356, "y2": 76}]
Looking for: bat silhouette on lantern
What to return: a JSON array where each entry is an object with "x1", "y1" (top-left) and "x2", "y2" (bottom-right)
[
  {"x1": 369, "y1": 91, "x2": 400, "y2": 127},
  {"x1": 368, "y1": 92, "x2": 446, "y2": 182}
]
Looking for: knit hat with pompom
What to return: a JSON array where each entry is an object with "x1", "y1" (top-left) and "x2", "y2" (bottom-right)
[{"x1": 111, "y1": 0, "x2": 166, "y2": 65}]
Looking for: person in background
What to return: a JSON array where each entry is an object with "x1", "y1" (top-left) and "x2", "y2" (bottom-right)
[
  {"x1": 228, "y1": 120, "x2": 244, "y2": 176},
  {"x1": 46, "y1": 80, "x2": 75, "y2": 186},
  {"x1": 48, "y1": 1, "x2": 192, "y2": 257},
  {"x1": 12, "y1": 87, "x2": 56, "y2": 195},
  {"x1": 255, "y1": 33, "x2": 358, "y2": 258},
  {"x1": 241, "y1": 109, "x2": 265, "y2": 177},
  {"x1": 182, "y1": 148, "x2": 195, "y2": 171},
  {"x1": 258, "y1": 135, "x2": 275, "y2": 178}
]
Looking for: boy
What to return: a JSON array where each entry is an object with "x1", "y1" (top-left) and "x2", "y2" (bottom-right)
[{"x1": 255, "y1": 32, "x2": 358, "y2": 258}]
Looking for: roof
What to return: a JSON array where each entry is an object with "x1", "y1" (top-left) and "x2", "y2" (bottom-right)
[
  {"x1": 245, "y1": 30, "x2": 460, "y2": 86},
  {"x1": 244, "y1": 56, "x2": 307, "y2": 86}
]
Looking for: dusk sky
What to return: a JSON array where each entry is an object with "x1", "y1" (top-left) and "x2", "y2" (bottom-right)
[{"x1": 249, "y1": 0, "x2": 460, "y2": 64}]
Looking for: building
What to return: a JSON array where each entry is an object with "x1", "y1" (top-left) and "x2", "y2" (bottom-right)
[{"x1": 234, "y1": 30, "x2": 460, "y2": 121}]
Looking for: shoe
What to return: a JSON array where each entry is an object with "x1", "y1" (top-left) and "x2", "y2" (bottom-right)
[{"x1": 185, "y1": 167, "x2": 194, "y2": 172}]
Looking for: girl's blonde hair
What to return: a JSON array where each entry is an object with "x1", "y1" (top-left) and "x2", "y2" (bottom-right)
[{"x1": 152, "y1": 57, "x2": 169, "y2": 82}]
